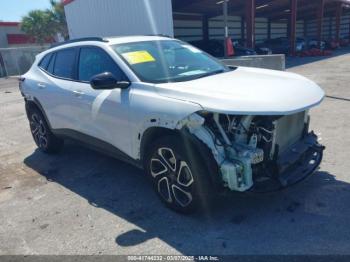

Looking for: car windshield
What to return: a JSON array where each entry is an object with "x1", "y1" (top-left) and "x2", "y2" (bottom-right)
[{"x1": 112, "y1": 40, "x2": 229, "y2": 83}]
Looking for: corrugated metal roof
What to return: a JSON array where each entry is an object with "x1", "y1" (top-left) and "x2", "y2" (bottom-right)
[{"x1": 64, "y1": 0, "x2": 350, "y2": 20}]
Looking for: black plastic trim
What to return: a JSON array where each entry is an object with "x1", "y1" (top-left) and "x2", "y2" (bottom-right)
[
  {"x1": 49, "y1": 37, "x2": 109, "y2": 49},
  {"x1": 51, "y1": 129, "x2": 143, "y2": 169},
  {"x1": 276, "y1": 132, "x2": 325, "y2": 187},
  {"x1": 180, "y1": 128, "x2": 223, "y2": 192},
  {"x1": 25, "y1": 98, "x2": 53, "y2": 130},
  {"x1": 250, "y1": 132, "x2": 325, "y2": 193}
]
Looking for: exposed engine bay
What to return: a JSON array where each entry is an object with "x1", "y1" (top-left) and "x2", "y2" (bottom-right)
[{"x1": 179, "y1": 111, "x2": 325, "y2": 192}]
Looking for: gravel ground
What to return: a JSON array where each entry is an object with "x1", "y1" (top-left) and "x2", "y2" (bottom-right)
[{"x1": 0, "y1": 50, "x2": 350, "y2": 255}]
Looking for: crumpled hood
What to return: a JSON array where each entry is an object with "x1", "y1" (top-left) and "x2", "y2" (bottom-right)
[{"x1": 155, "y1": 67, "x2": 324, "y2": 115}]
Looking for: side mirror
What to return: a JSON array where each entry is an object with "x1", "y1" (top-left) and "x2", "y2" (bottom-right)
[{"x1": 90, "y1": 72, "x2": 130, "y2": 90}]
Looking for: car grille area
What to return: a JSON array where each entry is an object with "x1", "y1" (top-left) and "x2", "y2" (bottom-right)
[{"x1": 274, "y1": 111, "x2": 306, "y2": 155}]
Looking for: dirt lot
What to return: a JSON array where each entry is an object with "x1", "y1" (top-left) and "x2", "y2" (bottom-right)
[{"x1": 0, "y1": 51, "x2": 350, "y2": 255}]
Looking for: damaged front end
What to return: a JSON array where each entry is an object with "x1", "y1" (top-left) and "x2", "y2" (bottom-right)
[{"x1": 177, "y1": 111, "x2": 325, "y2": 193}]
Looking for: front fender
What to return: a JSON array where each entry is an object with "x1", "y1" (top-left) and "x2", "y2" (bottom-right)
[{"x1": 128, "y1": 83, "x2": 203, "y2": 159}]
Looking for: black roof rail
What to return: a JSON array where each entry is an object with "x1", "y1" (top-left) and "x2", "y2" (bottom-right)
[
  {"x1": 145, "y1": 34, "x2": 172, "y2": 38},
  {"x1": 50, "y1": 37, "x2": 109, "y2": 49}
]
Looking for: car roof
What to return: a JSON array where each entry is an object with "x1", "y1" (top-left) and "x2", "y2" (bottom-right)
[
  {"x1": 37, "y1": 35, "x2": 176, "y2": 61},
  {"x1": 106, "y1": 35, "x2": 172, "y2": 45},
  {"x1": 40, "y1": 35, "x2": 172, "y2": 55},
  {"x1": 50, "y1": 35, "x2": 173, "y2": 49}
]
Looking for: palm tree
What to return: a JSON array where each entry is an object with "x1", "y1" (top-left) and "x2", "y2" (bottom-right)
[
  {"x1": 21, "y1": 10, "x2": 54, "y2": 45},
  {"x1": 48, "y1": 0, "x2": 69, "y2": 40},
  {"x1": 21, "y1": 0, "x2": 69, "y2": 45}
]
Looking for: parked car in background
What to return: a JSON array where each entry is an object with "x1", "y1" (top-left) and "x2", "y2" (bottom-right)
[
  {"x1": 20, "y1": 36, "x2": 325, "y2": 213},
  {"x1": 190, "y1": 39, "x2": 257, "y2": 57},
  {"x1": 325, "y1": 39, "x2": 340, "y2": 50},
  {"x1": 262, "y1": 37, "x2": 305, "y2": 54},
  {"x1": 255, "y1": 45, "x2": 273, "y2": 55},
  {"x1": 307, "y1": 38, "x2": 326, "y2": 50},
  {"x1": 262, "y1": 37, "x2": 290, "y2": 54},
  {"x1": 190, "y1": 39, "x2": 272, "y2": 58},
  {"x1": 235, "y1": 39, "x2": 272, "y2": 55},
  {"x1": 340, "y1": 36, "x2": 349, "y2": 47},
  {"x1": 232, "y1": 40, "x2": 258, "y2": 56},
  {"x1": 189, "y1": 39, "x2": 226, "y2": 57}
]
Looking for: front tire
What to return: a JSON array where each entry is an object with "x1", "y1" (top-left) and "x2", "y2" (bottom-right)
[
  {"x1": 145, "y1": 135, "x2": 213, "y2": 213},
  {"x1": 28, "y1": 106, "x2": 64, "y2": 154}
]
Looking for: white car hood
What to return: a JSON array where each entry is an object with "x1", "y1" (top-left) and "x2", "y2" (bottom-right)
[{"x1": 155, "y1": 67, "x2": 324, "y2": 115}]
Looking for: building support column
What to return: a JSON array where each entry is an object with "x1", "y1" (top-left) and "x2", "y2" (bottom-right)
[
  {"x1": 289, "y1": 0, "x2": 297, "y2": 56},
  {"x1": 223, "y1": 0, "x2": 229, "y2": 57},
  {"x1": 335, "y1": 2, "x2": 342, "y2": 42},
  {"x1": 245, "y1": 0, "x2": 255, "y2": 48},
  {"x1": 317, "y1": 0, "x2": 325, "y2": 48},
  {"x1": 202, "y1": 15, "x2": 209, "y2": 42},
  {"x1": 267, "y1": 19, "x2": 271, "y2": 40},
  {"x1": 241, "y1": 17, "x2": 245, "y2": 41},
  {"x1": 348, "y1": 15, "x2": 350, "y2": 42}
]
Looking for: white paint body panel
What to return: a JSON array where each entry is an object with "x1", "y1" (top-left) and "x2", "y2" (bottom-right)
[
  {"x1": 21, "y1": 36, "x2": 324, "y2": 162},
  {"x1": 64, "y1": 0, "x2": 174, "y2": 39},
  {"x1": 156, "y1": 66, "x2": 324, "y2": 115}
]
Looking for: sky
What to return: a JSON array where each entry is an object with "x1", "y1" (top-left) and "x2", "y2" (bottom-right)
[{"x1": 0, "y1": 0, "x2": 52, "y2": 22}]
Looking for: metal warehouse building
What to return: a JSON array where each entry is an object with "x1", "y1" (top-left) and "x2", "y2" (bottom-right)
[{"x1": 63, "y1": 0, "x2": 350, "y2": 56}]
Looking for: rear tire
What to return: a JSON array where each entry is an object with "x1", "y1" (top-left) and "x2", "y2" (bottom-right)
[
  {"x1": 145, "y1": 135, "x2": 214, "y2": 214},
  {"x1": 27, "y1": 106, "x2": 64, "y2": 154}
]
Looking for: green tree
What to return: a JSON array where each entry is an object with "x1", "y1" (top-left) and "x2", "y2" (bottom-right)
[
  {"x1": 21, "y1": 0, "x2": 69, "y2": 45},
  {"x1": 21, "y1": 10, "x2": 54, "y2": 45},
  {"x1": 47, "y1": 0, "x2": 69, "y2": 40}
]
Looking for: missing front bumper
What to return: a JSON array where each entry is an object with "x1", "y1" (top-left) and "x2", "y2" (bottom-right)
[
  {"x1": 277, "y1": 132, "x2": 325, "y2": 187},
  {"x1": 251, "y1": 132, "x2": 325, "y2": 193}
]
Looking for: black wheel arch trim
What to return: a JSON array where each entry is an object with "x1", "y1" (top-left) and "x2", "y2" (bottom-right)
[
  {"x1": 25, "y1": 97, "x2": 53, "y2": 130},
  {"x1": 179, "y1": 128, "x2": 223, "y2": 192}
]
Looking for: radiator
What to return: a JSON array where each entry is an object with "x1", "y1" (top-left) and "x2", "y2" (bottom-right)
[{"x1": 274, "y1": 111, "x2": 306, "y2": 155}]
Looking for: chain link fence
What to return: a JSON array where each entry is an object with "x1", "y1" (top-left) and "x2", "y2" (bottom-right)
[{"x1": 0, "y1": 46, "x2": 48, "y2": 78}]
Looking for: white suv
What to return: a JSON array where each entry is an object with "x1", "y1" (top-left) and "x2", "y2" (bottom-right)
[{"x1": 20, "y1": 36, "x2": 325, "y2": 213}]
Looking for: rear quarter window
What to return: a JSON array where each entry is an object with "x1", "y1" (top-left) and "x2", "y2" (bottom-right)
[
  {"x1": 47, "y1": 53, "x2": 56, "y2": 74},
  {"x1": 38, "y1": 53, "x2": 52, "y2": 71}
]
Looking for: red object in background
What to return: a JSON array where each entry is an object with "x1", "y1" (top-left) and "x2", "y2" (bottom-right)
[
  {"x1": 7, "y1": 34, "x2": 35, "y2": 45},
  {"x1": 226, "y1": 38, "x2": 234, "y2": 56},
  {"x1": 62, "y1": 0, "x2": 75, "y2": 5},
  {"x1": 0, "y1": 22, "x2": 20, "y2": 27},
  {"x1": 299, "y1": 48, "x2": 332, "y2": 57},
  {"x1": 7, "y1": 34, "x2": 54, "y2": 45},
  {"x1": 329, "y1": 39, "x2": 340, "y2": 49}
]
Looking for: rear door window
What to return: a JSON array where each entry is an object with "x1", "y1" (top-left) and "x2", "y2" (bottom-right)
[{"x1": 53, "y1": 48, "x2": 77, "y2": 79}]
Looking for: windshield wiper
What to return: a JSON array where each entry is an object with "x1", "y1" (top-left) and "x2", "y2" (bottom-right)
[
  {"x1": 157, "y1": 69, "x2": 227, "y2": 83},
  {"x1": 190, "y1": 69, "x2": 226, "y2": 80}
]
